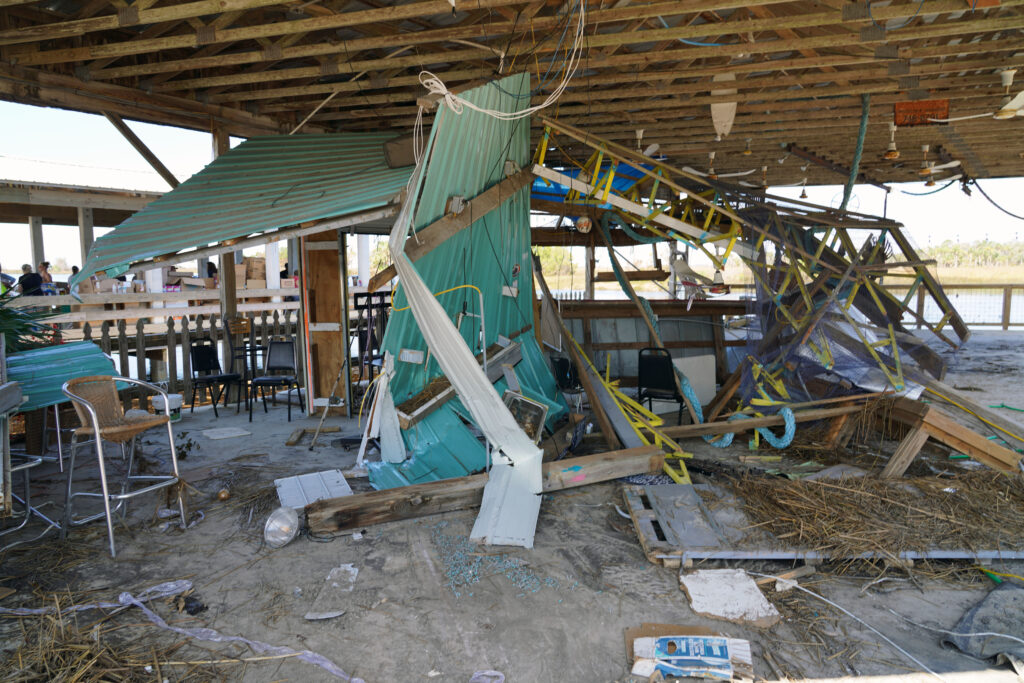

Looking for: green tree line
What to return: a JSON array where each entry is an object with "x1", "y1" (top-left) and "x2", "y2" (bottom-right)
[{"x1": 920, "y1": 239, "x2": 1024, "y2": 268}]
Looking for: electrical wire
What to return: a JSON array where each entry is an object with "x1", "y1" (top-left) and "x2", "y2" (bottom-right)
[
  {"x1": 390, "y1": 283, "x2": 484, "y2": 312},
  {"x1": 747, "y1": 572, "x2": 945, "y2": 682},
  {"x1": 975, "y1": 565, "x2": 1024, "y2": 583},
  {"x1": 868, "y1": 0, "x2": 927, "y2": 31},
  {"x1": 972, "y1": 179, "x2": 1024, "y2": 221},
  {"x1": 418, "y1": 0, "x2": 585, "y2": 121},
  {"x1": 901, "y1": 179, "x2": 957, "y2": 196},
  {"x1": 656, "y1": 15, "x2": 735, "y2": 46},
  {"x1": 887, "y1": 608, "x2": 1024, "y2": 648}
]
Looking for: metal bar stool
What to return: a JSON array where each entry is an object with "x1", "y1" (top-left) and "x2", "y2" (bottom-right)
[
  {"x1": 61, "y1": 376, "x2": 187, "y2": 558},
  {"x1": 0, "y1": 455, "x2": 62, "y2": 552}
]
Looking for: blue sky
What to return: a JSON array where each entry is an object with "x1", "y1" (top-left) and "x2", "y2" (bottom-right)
[{"x1": 1, "y1": 100, "x2": 1021, "y2": 272}]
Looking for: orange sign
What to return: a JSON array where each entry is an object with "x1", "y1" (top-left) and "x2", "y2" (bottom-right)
[{"x1": 894, "y1": 100, "x2": 950, "y2": 127}]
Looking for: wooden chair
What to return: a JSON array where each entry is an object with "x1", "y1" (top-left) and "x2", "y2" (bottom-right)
[{"x1": 61, "y1": 376, "x2": 186, "y2": 558}]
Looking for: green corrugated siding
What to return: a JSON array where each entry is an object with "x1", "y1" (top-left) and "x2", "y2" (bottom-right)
[
  {"x1": 368, "y1": 74, "x2": 568, "y2": 489},
  {"x1": 7, "y1": 342, "x2": 116, "y2": 411},
  {"x1": 76, "y1": 132, "x2": 413, "y2": 282}
]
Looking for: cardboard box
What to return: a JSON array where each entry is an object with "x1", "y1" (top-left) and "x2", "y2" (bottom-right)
[
  {"x1": 234, "y1": 263, "x2": 247, "y2": 285},
  {"x1": 244, "y1": 257, "x2": 266, "y2": 280},
  {"x1": 166, "y1": 276, "x2": 211, "y2": 291},
  {"x1": 132, "y1": 281, "x2": 146, "y2": 293},
  {"x1": 245, "y1": 279, "x2": 267, "y2": 290},
  {"x1": 94, "y1": 278, "x2": 118, "y2": 293},
  {"x1": 78, "y1": 278, "x2": 96, "y2": 294},
  {"x1": 281, "y1": 278, "x2": 297, "y2": 289}
]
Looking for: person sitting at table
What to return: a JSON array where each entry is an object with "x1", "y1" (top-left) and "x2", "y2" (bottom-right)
[
  {"x1": 37, "y1": 261, "x2": 57, "y2": 295},
  {"x1": 17, "y1": 264, "x2": 42, "y2": 295}
]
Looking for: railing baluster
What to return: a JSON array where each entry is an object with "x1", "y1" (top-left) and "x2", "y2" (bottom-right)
[
  {"x1": 82, "y1": 322, "x2": 92, "y2": 343},
  {"x1": 182, "y1": 317, "x2": 193, "y2": 398},
  {"x1": 166, "y1": 317, "x2": 178, "y2": 393},
  {"x1": 100, "y1": 321, "x2": 112, "y2": 356},
  {"x1": 117, "y1": 319, "x2": 130, "y2": 409}
]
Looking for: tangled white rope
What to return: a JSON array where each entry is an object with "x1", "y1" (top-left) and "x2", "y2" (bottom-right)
[{"x1": 417, "y1": 0, "x2": 587, "y2": 121}]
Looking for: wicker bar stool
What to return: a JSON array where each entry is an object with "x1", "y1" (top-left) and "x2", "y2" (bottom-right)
[{"x1": 61, "y1": 375, "x2": 186, "y2": 558}]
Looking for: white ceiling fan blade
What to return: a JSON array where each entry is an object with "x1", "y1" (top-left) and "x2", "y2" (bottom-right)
[
  {"x1": 934, "y1": 173, "x2": 963, "y2": 182},
  {"x1": 717, "y1": 168, "x2": 758, "y2": 178},
  {"x1": 681, "y1": 166, "x2": 710, "y2": 177},
  {"x1": 932, "y1": 159, "x2": 962, "y2": 171},
  {"x1": 995, "y1": 90, "x2": 1024, "y2": 118},
  {"x1": 928, "y1": 112, "x2": 993, "y2": 123}
]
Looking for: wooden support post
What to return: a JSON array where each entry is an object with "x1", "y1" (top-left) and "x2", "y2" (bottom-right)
[
  {"x1": 880, "y1": 425, "x2": 930, "y2": 478},
  {"x1": 584, "y1": 240, "x2": 596, "y2": 300},
  {"x1": 306, "y1": 445, "x2": 662, "y2": 534},
  {"x1": 339, "y1": 231, "x2": 352, "y2": 418},
  {"x1": 103, "y1": 112, "x2": 180, "y2": 189},
  {"x1": 1002, "y1": 286, "x2": 1012, "y2": 331},
  {"x1": 533, "y1": 254, "x2": 622, "y2": 449},
  {"x1": 28, "y1": 216, "x2": 43, "y2": 267},
  {"x1": 77, "y1": 207, "x2": 94, "y2": 265},
  {"x1": 711, "y1": 315, "x2": 728, "y2": 385}
]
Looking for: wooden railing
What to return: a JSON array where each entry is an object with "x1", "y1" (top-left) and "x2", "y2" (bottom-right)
[{"x1": 11, "y1": 290, "x2": 300, "y2": 399}]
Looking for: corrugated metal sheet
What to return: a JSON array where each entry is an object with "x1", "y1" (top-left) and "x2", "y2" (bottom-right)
[
  {"x1": 7, "y1": 342, "x2": 116, "y2": 411},
  {"x1": 75, "y1": 132, "x2": 414, "y2": 282},
  {"x1": 368, "y1": 74, "x2": 568, "y2": 489}
]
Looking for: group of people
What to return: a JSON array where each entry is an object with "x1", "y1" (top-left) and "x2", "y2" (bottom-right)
[{"x1": 0, "y1": 262, "x2": 78, "y2": 296}]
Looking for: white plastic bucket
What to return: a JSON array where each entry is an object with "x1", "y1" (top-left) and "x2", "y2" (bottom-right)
[{"x1": 151, "y1": 393, "x2": 184, "y2": 422}]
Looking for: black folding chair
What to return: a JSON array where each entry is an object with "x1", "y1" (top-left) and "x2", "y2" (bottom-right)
[
  {"x1": 249, "y1": 339, "x2": 303, "y2": 422},
  {"x1": 637, "y1": 347, "x2": 686, "y2": 425},
  {"x1": 188, "y1": 340, "x2": 243, "y2": 417}
]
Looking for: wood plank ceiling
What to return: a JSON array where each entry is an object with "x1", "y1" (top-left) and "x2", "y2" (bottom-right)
[{"x1": 0, "y1": 0, "x2": 1021, "y2": 186}]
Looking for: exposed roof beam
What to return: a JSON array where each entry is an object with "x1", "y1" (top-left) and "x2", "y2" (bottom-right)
[{"x1": 103, "y1": 111, "x2": 181, "y2": 189}]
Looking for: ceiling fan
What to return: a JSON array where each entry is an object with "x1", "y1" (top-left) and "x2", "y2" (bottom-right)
[
  {"x1": 683, "y1": 152, "x2": 757, "y2": 180},
  {"x1": 929, "y1": 68, "x2": 1024, "y2": 122}
]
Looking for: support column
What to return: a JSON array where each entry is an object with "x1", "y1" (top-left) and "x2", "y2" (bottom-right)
[
  {"x1": 356, "y1": 234, "x2": 371, "y2": 288},
  {"x1": 584, "y1": 243, "x2": 596, "y2": 300},
  {"x1": 212, "y1": 127, "x2": 240, "y2": 392},
  {"x1": 28, "y1": 216, "x2": 44, "y2": 267},
  {"x1": 77, "y1": 207, "x2": 94, "y2": 266},
  {"x1": 265, "y1": 241, "x2": 281, "y2": 301},
  {"x1": 286, "y1": 238, "x2": 300, "y2": 281},
  {"x1": 197, "y1": 256, "x2": 210, "y2": 279}
]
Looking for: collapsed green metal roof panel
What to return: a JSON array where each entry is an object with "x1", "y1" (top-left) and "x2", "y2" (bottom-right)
[
  {"x1": 368, "y1": 73, "x2": 568, "y2": 489},
  {"x1": 7, "y1": 341, "x2": 116, "y2": 411},
  {"x1": 76, "y1": 132, "x2": 413, "y2": 282}
]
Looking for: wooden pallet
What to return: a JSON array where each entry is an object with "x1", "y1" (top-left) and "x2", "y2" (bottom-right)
[{"x1": 621, "y1": 485, "x2": 683, "y2": 568}]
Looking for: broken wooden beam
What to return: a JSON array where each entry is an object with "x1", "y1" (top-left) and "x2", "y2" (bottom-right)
[
  {"x1": 306, "y1": 445, "x2": 662, "y2": 533},
  {"x1": 660, "y1": 404, "x2": 863, "y2": 439},
  {"x1": 890, "y1": 396, "x2": 1021, "y2": 473},
  {"x1": 367, "y1": 168, "x2": 534, "y2": 292}
]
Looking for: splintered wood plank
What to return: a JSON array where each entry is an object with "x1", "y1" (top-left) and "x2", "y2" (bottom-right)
[
  {"x1": 306, "y1": 446, "x2": 662, "y2": 533},
  {"x1": 891, "y1": 397, "x2": 1021, "y2": 472},
  {"x1": 880, "y1": 426, "x2": 930, "y2": 478}
]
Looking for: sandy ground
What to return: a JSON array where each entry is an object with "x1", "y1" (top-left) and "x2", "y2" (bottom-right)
[{"x1": 1, "y1": 330, "x2": 1023, "y2": 682}]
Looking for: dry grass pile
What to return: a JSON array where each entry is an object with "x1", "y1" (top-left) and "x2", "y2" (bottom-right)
[
  {"x1": 2, "y1": 604, "x2": 223, "y2": 682},
  {"x1": 732, "y1": 471, "x2": 1024, "y2": 560}
]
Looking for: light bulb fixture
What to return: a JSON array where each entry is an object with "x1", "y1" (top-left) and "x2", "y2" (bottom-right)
[
  {"x1": 574, "y1": 216, "x2": 593, "y2": 233},
  {"x1": 709, "y1": 269, "x2": 730, "y2": 295},
  {"x1": 263, "y1": 506, "x2": 300, "y2": 548},
  {"x1": 925, "y1": 177, "x2": 936, "y2": 187},
  {"x1": 1000, "y1": 68, "x2": 1017, "y2": 91},
  {"x1": 635, "y1": 128, "x2": 644, "y2": 151},
  {"x1": 707, "y1": 151, "x2": 718, "y2": 180},
  {"x1": 742, "y1": 138, "x2": 752, "y2": 155},
  {"x1": 800, "y1": 185, "x2": 808, "y2": 200},
  {"x1": 883, "y1": 121, "x2": 900, "y2": 160},
  {"x1": 761, "y1": 165, "x2": 769, "y2": 187}
]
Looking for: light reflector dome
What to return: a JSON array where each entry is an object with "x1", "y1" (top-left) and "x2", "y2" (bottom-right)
[{"x1": 263, "y1": 506, "x2": 300, "y2": 548}]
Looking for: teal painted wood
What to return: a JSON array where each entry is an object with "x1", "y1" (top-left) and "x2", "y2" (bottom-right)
[
  {"x1": 7, "y1": 341, "x2": 116, "y2": 411},
  {"x1": 369, "y1": 74, "x2": 568, "y2": 490},
  {"x1": 74, "y1": 132, "x2": 414, "y2": 282}
]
